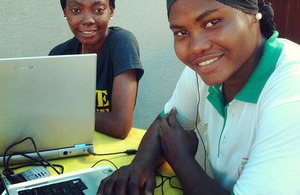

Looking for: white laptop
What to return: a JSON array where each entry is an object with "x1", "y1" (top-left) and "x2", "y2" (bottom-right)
[
  {"x1": 1, "y1": 165, "x2": 115, "y2": 195},
  {"x1": 0, "y1": 54, "x2": 97, "y2": 165}
]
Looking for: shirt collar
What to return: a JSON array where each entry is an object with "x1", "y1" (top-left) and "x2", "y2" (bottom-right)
[{"x1": 207, "y1": 31, "x2": 284, "y2": 114}]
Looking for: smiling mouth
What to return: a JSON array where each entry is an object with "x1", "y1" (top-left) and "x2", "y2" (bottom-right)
[
  {"x1": 82, "y1": 31, "x2": 95, "y2": 34},
  {"x1": 198, "y1": 57, "x2": 219, "y2": 66}
]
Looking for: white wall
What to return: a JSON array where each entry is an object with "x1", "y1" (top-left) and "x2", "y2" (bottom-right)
[{"x1": 0, "y1": 0, "x2": 185, "y2": 129}]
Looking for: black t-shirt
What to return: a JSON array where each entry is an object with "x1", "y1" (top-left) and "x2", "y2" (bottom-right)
[{"x1": 49, "y1": 27, "x2": 144, "y2": 112}]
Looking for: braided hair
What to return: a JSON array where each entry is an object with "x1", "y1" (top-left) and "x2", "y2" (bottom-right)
[{"x1": 258, "y1": 0, "x2": 276, "y2": 39}]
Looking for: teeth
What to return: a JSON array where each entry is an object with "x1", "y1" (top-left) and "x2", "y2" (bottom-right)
[
  {"x1": 198, "y1": 57, "x2": 218, "y2": 66},
  {"x1": 83, "y1": 31, "x2": 94, "y2": 34}
]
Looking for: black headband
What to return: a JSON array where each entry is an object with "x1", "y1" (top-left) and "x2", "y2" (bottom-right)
[{"x1": 167, "y1": 0, "x2": 260, "y2": 15}]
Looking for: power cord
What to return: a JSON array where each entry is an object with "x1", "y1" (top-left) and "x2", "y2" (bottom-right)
[
  {"x1": 2, "y1": 137, "x2": 63, "y2": 180},
  {"x1": 87, "y1": 148, "x2": 137, "y2": 156},
  {"x1": 88, "y1": 149, "x2": 183, "y2": 194},
  {"x1": 88, "y1": 148, "x2": 137, "y2": 170},
  {"x1": 155, "y1": 171, "x2": 183, "y2": 195},
  {"x1": 195, "y1": 72, "x2": 207, "y2": 172},
  {"x1": 91, "y1": 159, "x2": 119, "y2": 170}
]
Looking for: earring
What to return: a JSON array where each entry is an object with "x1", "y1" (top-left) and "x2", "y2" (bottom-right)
[
  {"x1": 110, "y1": 16, "x2": 113, "y2": 20},
  {"x1": 64, "y1": 16, "x2": 67, "y2": 20},
  {"x1": 255, "y1": 13, "x2": 262, "y2": 20}
]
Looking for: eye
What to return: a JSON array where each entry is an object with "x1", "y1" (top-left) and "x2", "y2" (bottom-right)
[
  {"x1": 205, "y1": 19, "x2": 220, "y2": 29},
  {"x1": 95, "y1": 8, "x2": 104, "y2": 13},
  {"x1": 71, "y1": 8, "x2": 81, "y2": 13},
  {"x1": 174, "y1": 30, "x2": 189, "y2": 37}
]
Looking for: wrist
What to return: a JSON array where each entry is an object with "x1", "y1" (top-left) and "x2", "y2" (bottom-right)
[{"x1": 170, "y1": 155, "x2": 196, "y2": 173}]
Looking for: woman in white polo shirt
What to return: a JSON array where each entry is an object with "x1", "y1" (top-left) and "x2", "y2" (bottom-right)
[{"x1": 97, "y1": 0, "x2": 300, "y2": 194}]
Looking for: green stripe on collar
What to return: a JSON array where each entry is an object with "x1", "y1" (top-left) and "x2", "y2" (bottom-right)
[
  {"x1": 235, "y1": 31, "x2": 284, "y2": 103},
  {"x1": 208, "y1": 31, "x2": 284, "y2": 112},
  {"x1": 161, "y1": 109, "x2": 165, "y2": 118},
  {"x1": 207, "y1": 84, "x2": 225, "y2": 117}
]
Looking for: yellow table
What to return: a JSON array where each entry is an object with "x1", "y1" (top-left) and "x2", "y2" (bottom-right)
[{"x1": 1, "y1": 128, "x2": 183, "y2": 194}]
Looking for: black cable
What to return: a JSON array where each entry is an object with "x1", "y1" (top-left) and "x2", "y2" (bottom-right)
[
  {"x1": 91, "y1": 159, "x2": 119, "y2": 170},
  {"x1": 88, "y1": 148, "x2": 137, "y2": 156},
  {"x1": 5, "y1": 163, "x2": 64, "y2": 175},
  {"x1": 2, "y1": 137, "x2": 62, "y2": 176},
  {"x1": 4, "y1": 152, "x2": 45, "y2": 175},
  {"x1": 155, "y1": 171, "x2": 183, "y2": 195},
  {"x1": 195, "y1": 72, "x2": 207, "y2": 172},
  {"x1": 0, "y1": 171, "x2": 10, "y2": 195}
]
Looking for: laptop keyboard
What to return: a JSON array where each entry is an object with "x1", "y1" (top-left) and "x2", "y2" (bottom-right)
[{"x1": 18, "y1": 178, "x2": 88, "y2": 195}]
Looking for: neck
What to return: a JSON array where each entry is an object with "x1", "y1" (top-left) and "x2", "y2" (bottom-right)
[
  {"x1": 222, "y1": 36, "x2": 267, "y2": 105},
  {"x1": 81, "y1": 43, "x2": 101, "y2": 54},
  {"x1": 80, "y1": 29, "x2": 109, "y2": 54}
]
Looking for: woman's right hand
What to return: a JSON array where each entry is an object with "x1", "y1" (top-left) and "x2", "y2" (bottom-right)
[{"x1": 97, "y1": 161, "x2": 156, "y2": 195}]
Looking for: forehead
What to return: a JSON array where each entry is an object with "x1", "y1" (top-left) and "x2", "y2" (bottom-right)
[
  {"x1": 169, "y1": 0, "x2": 224, "y2": 22},
  {"x1": 66, "y1": 0, "x2": 108, "y2": 5}
]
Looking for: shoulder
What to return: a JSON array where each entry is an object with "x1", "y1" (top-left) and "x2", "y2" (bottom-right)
[
  {"x1": 49, "y1": 37, "x2": 79, "y2": 55},
  {"x1": 272, "y1": 39, "x2": 300, "y2": 79},
  {"x1": 174, "y1": 67, "x2": 202, "y2": 97},
  {"x1": 277, "y1": 38, "x2": 300, "y2": 64},
  {"x1": 107, "y1": 27, "x2": 138, "y2": 44},
  {"x1": 108, "y1": 26, "x2": 136, "y2": 38},
  {"x1": 259, "y1": 38, "x2": 300, "y2": 104}
]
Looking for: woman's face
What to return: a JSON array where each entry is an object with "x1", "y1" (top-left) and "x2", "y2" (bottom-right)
[
  {"x1": 169, "y1": 0, "x2": 262, "y2": 86},
  {"x1": 64, "y1": 0, "x2": 114, "y2": 48}
]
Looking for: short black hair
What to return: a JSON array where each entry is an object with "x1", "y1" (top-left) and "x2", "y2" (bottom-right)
[{"x1": 60, "y1": 0, "x2": 115, "y2": 9}]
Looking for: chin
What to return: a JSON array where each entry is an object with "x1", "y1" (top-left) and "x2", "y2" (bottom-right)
[{"x1": 200, "y1": 76, "x2": 223, "y2": 86}]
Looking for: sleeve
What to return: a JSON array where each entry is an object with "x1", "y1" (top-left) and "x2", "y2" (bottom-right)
[
  {"x1": 233, "y1": 63, "x2": 300, "y2": 194},
  {"x1": 164, "y1": 67, "x2": 200, "y2": 130},
  {"x1": 111, "y1": 29, "x2": 144, "y2": 81}
]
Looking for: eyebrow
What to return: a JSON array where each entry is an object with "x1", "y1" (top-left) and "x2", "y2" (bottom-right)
[
  {"x1": 170, "y1": 8, "x2": 220, "y2": 30},
  {"x1": 68, "y1": 0, "x2": 105, "y2": 5}
]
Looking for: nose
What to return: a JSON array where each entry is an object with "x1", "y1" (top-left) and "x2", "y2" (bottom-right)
[
  {"x1": 190, "y1": 32, "x2": 212, "y2": 55},
  {"x1": 82, "y1": 12, "x2": 95, "y2": 25}
]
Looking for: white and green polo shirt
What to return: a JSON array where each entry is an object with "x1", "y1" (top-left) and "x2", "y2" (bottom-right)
[{"x1": 163, "y1": 32, "x2": 300, "y2": 194}]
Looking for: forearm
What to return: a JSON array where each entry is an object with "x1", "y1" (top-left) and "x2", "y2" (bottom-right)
[
  {"x1": 172, "y1": 157, "x2": 229, "y2": 195},
  {"x1": 95, "y1": 111, "x2": 132, "y2": 139},
  {"x1": 95, "y1": 69, "x2": 138, "y2": 139},
  {"x1": 132, "y1": 115, "x2": 165, "y2": 169}
]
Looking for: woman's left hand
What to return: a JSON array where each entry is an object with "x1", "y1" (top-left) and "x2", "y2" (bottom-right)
[{"x1": 158, "y1": 107, "x2": 199, "y2": 168}]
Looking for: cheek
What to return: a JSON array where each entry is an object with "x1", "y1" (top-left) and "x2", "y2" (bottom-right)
[
  {"x1": 174, "y1": 41, "x2": 189, "y2": 64},
  {"x1": 67, "y1": 18, "x2": 79, "y2": 30}
]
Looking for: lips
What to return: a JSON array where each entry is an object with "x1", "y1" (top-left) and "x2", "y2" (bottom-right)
[
  {"x1": 193, "y1": 54, "x2": 222, "y2": 67},
  {"x1": 190, "y1": 54, "x2": 223, "y2": 75},
  {"x1": 79, "y1": 30, "x2": 97, "y2": 38},
  {"x1": 198, "y1": 57, "x2": 219, "y2": 66}
]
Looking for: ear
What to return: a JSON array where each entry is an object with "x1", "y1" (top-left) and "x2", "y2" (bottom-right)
[
  {"x1": 109, "y1": 6, "x2": 115, "y2": 18},
  {"x1": 63, "y1": 8, "x2": 67, "y2": 17}
]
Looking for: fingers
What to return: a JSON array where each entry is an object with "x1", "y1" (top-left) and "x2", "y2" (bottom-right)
[
  {"x1": 97, "y1": 171, "x2": 120, "y2": 195},
  {"x1": 97, "y1": 165, "x2": 155, "y2": 195},
  {"x1": 161, "y1": 107, "x2": 180, "y2": 129},
  {"x1": 143, "y1": 176, "x2": 155, "y2": 195}
]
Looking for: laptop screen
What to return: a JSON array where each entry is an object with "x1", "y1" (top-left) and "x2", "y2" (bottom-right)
[{"x1": 0, "y1": 54, "x2": 97, "y2": 165}]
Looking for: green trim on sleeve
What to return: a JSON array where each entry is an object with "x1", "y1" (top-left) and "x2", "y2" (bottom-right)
[{"x1": 231, "y1": 191, "x2": 235, "y2": 195}]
